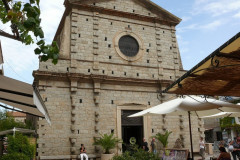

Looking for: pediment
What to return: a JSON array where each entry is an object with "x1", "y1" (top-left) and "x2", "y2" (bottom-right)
[{"x1": 68, "y1": 0, "x2": 181, "y2": 24}]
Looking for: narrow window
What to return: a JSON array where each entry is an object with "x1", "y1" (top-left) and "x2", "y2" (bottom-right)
[
  {"x1": 88, "y1": 69, "x2": 91, "y2": 72},
  {"x1": 105, "y1": 37, "x2": 107, "y2": 41},
  {"x1": 102, "y1": 70, "x2": 105, "y2": 74},
  {"x1": 86, "y1": 18, "x2": 88, "y2": 21},
  {"x1": 108, "y1": 44, "x2": 111, "y2": 48},
  {"x1": 109, "y1": 56, "x2": 112, "y2": 59},
  {"x1": 80, "y1": 99, "x2": 82, "y2": 103}
]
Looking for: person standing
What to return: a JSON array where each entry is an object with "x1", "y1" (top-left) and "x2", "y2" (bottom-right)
[
  {"x1": 80, "y1": 144, "x2": 88, "y2": 160},
  {"x1": 142, "y1": 138, "x2": 149, "y2": 152},
  {"x1": 151, "y1": 137, "x2": 157, "y2": 154},
  {"x1": 199, "y1": 137, "x2": 205, "y2": 160},
  {"x1": 229, "y1": 137, "x2": 240, "y2": 160}
]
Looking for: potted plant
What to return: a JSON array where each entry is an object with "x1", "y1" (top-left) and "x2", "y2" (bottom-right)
[
  {"x1": 93, "y1": 133, "x2": 122, "y2": 160},
  {"x1": 154, "y1": 130, "x2": 172, "y2": 156}
]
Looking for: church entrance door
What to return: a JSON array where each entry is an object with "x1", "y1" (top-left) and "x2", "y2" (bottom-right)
[{"x1": 121, "y1": 110, "x2": 143, "y2": 152}]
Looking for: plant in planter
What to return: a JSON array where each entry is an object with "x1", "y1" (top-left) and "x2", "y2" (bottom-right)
[
  {"x1": 154, "y1": 130, "x2": 172, "y2": 156},
  {"x1": 93, "y1": 133, "x2": 122, "y2": 160}
]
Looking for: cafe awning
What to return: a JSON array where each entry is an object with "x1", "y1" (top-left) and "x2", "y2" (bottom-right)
[
  {"x1": 163, "y1": 32, "x2": 240, "y2": 97},
  {"x1": 0, "y1": 75, "x2": 51, "y2": 124}
]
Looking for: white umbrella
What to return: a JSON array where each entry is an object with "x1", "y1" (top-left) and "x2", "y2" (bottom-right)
[
  {"x1": 129, "y1": 96, "x2": 240, "y2": 160},
  {"x1": 130, "y1": 96, "x2": 240, "y2": 118},
  {"x1": 201, "y1": 112, "x2": 240, "y2": 118}
]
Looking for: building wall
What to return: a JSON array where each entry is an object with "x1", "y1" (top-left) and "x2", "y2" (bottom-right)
[{"x1": 35, "y1": 0, "x2": 204, "y2": 159}]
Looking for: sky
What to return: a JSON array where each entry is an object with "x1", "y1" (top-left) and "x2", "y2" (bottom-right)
[{"x1": 0, "y1": 0, "x2": 240, "y2": 84}]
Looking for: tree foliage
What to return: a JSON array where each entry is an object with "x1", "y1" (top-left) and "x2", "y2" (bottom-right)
[
  {"x1": 0, "y1": 0, "x2": 59, "y2": 64},
  {"x1": 0, "y1": 110, "x2": 33, "y2": 132},
  {"x1": 0, "y1": 133, "x2": 35, "y2": 160},
  {"x1": 220, "y1": 117, "x2": 240, "y2": 134},
  {"x1": 154, "y1": 130, "x2": 172, "y2": 148},
  {"x1": 113, "y1": 147, "x2": 161, "y2": 160}
]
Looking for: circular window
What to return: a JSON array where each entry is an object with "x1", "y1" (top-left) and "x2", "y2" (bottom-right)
[
  {"x1": 118, "y1": 35, "x2": 139, "y2": 57},
  {"x1": 114, "y1": 31, "x2": 144, "y2": 62}
]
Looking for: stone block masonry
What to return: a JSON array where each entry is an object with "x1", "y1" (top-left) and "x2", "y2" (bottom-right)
[{"x1": 34, "y1": 0, "x2": 204, "y2": 159}]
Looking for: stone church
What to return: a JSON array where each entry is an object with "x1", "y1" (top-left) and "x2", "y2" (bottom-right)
[{"x1": 33, "y1": 0, "x2": 205, "y2": 159}]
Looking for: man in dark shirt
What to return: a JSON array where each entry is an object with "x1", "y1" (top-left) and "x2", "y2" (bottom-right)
[
  {"x1": 142, "y1": 138, "x2": 149, "y2": 152},
  {"x1": 80, "y1": 144, "x2": 88, "y2": 160}
]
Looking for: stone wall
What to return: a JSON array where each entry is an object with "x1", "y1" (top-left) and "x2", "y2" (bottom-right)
[{"x1": 35, "y1": 0, "x2": 204, "y2": 159}]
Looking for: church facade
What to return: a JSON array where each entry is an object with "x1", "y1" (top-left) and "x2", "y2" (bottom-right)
[{"x1": 33, "y1": 0, "x2": 204, "y2": 159}]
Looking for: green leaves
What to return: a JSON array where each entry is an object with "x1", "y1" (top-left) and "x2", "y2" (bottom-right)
[
  {"x1": 154, "y1": 130, "x2": 172, "y2": 148},
  {"x1": 0, "y1": 0, "x2": 59, "y2": 64},
  {"x1": 93, "y1": 133, "x2": 122, "y2": 154}
]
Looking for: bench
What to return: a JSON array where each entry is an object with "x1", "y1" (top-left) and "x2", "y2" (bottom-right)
[{"x1": 39, "y1": 154, "x2": 100, "y2": 160}]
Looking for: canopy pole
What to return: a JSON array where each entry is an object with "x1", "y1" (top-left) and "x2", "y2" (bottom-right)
[{"x1": 188, "y1": 111, "x2": 194, "y2": 160}]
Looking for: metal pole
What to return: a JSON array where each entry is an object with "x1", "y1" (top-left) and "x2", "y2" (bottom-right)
[{"x1": 188, "y1": 111, "x2": 194, "y2": 160}]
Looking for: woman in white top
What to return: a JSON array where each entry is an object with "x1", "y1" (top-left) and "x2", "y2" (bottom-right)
[{"x1": 199, "y1": 137, "x2": 205, "y2": 160}]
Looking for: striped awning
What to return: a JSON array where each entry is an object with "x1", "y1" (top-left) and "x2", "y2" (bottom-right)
[
  {"x1": 163, "y1": 32, "x2": 240, "y2": 97},
  {"x1": 0, "y1": 75, "x2": 51, "y2": 124}
]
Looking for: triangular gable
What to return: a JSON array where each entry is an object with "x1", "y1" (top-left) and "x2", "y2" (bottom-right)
[{"x1": 68, "y1": 0, "x2": 181, "y2": 24}]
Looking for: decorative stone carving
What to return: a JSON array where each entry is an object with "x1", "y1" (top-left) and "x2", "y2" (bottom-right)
[{"x1": 174, "y1": 138, "x2": 183, "y2": 149}]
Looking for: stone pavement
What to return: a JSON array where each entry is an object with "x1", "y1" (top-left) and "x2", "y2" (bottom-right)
[{"x1": 195, "y1": 150, "x2": 231, "y2": 160}]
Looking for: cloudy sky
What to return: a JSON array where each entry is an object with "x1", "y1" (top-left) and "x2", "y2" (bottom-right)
[{"x1": 1, "y1": 0, "x2": 240, "y2": 84}]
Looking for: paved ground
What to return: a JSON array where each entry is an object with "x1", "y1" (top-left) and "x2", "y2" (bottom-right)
[{"x1": 195, "y1": 150, "x2": 231, "y2": 160}]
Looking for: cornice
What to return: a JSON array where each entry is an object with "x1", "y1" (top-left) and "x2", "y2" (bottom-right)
[{"x1": 33, "y1": 71, "x2": 173, "y2": 87}]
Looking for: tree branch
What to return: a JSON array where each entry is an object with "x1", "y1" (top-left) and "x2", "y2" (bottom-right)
[
  {"x1": 1, "y1": 0, "x2": 20, "y2": 38},
  {"x1": 0, "y1": 30, "x2": 21, "y2": 42}
]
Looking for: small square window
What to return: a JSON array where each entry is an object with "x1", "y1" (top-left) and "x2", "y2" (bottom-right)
[
  {"x1": 108, "y1": 44, "x2": 111, "y2": 48},
  {"x1": 86, "y1": 18, "x2": 88, "y2": 21},
  {"x1": 109, "y1": 56, "x2": 112, "y2": 59},
  {"x1": 88, "y1": 69, "x2": 91, "y2": 72}
]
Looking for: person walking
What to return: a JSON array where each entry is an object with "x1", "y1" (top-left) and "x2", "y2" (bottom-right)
[
  {"x1": 80, "y1": 144, "x2": 88, "y2": 160},
  {"x1": 142, "y1": 138, "x2": 149, "y2": 152},
  {"x1": 151, "y1": 137, "x2": 157, "y2": 154},
  {"x1": 199, "y1": 137, "x2": 205, "y2": 160}
]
